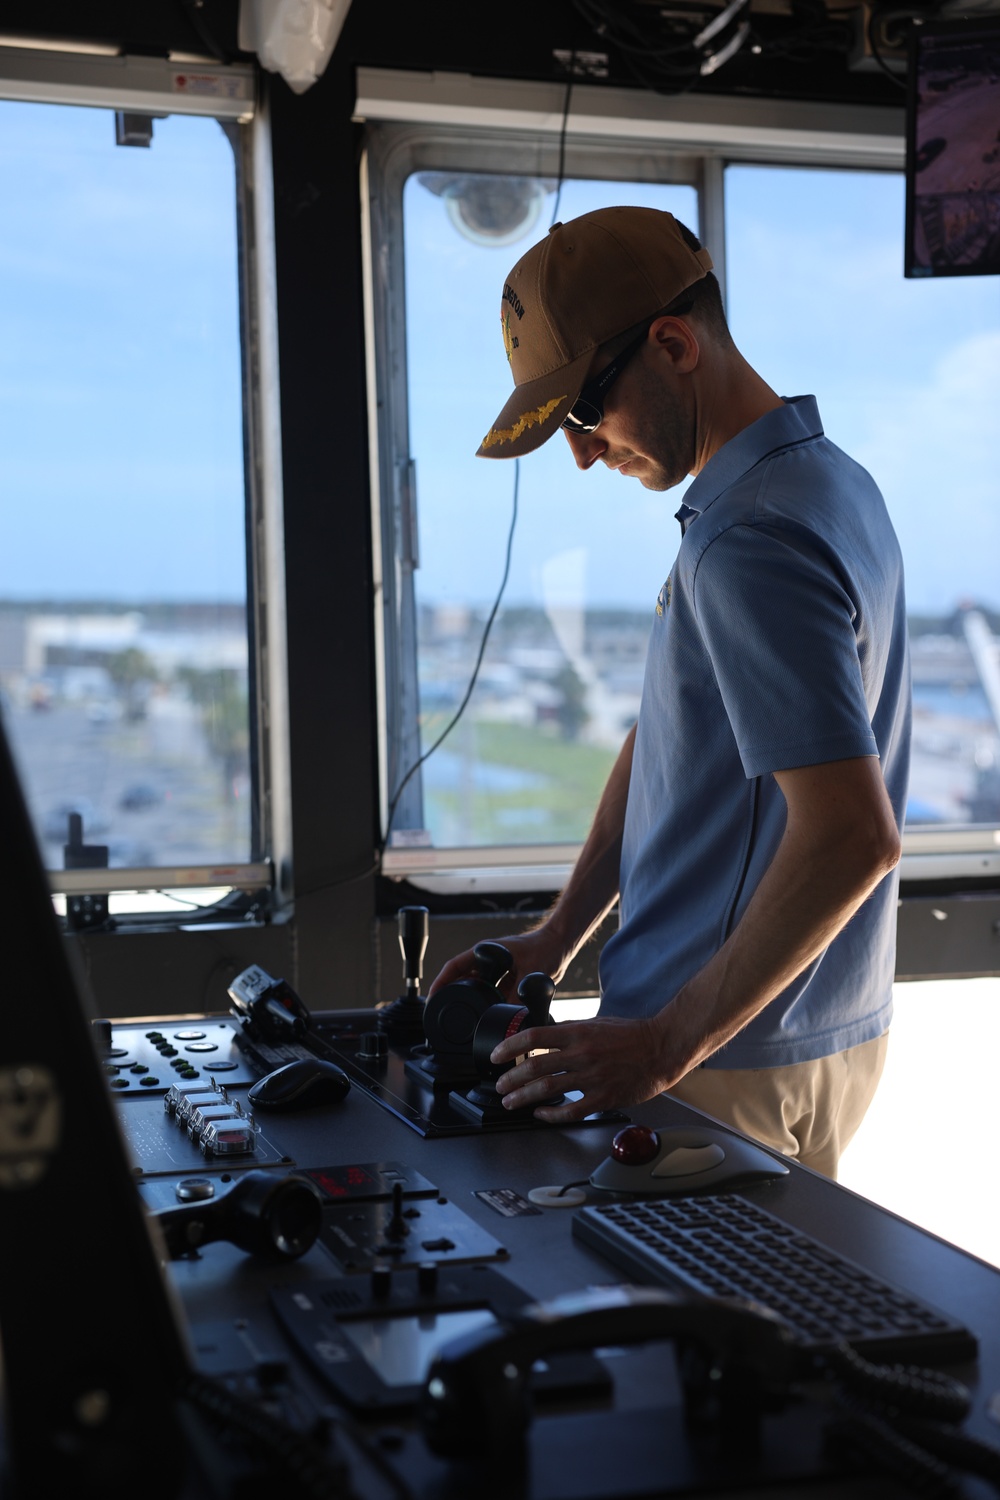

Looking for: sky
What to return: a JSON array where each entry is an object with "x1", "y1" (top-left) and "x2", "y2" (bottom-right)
[
  {"x1": 405, "y1": 165, "x2": 1000, "y2": 618},
  {"x1": 0, "y1": 100, "x2": 246, "y2": 603},
  {"x1": 0, "y1": 99, "x2": 998, "y2": 618}
]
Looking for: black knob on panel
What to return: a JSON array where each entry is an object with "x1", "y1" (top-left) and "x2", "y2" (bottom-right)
[
  {"x1": 417, "y1": 1261, "x2": 439, "y2": 1296},
  {"x1": 419, "y1": 943, "x2": 512, "y2": 1071},
  {"x1": 92, "y1": 1019, "x2": 113, "y2": 1052},
  {"x1": 472, "y1": 1004, "x2": 532, "y2": 1083},
  {"x1": 176, "y1": 1178, "x2": 216, "y2": 1203},
  {"x1": 517, "y1": 972, "x2": 555, "y2": 1028},
  {"x1": 472, "y1": 942, "x2": 513, "y2": 990},
  {"x1": 386, "y1": 1182, "x2": 409, "y2": 1242},
  {"x1": 398, "y1": 906, "x2": 429, "y2": 995},
  {"x1": 358, "y1": 1030, "x2": 389, "y2": 1061}
]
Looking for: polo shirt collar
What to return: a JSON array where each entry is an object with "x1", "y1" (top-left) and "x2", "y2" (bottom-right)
[{"x1": 673, "y1": 395, "x2": 823, "y2": 534}]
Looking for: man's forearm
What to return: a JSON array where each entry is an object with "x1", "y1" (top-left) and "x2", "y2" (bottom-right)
[{"x1": 540, "y1": 723, "x2": 636, "y2": 965}]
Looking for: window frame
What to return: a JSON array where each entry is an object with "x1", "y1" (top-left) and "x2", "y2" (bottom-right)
[
  {"x1": 360, "y1": 72, "x2": 1000, "y2": 893},
  {"x1": 0, "y1": 45, "x2": 291, "y2": 913}
]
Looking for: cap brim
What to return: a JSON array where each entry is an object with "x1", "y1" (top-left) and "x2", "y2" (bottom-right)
[{"x1": 476, "y1": 348, "x2": 594, "y2": 459}]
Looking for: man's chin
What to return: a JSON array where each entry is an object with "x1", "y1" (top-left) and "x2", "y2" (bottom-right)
[{"x1": 615, "y1": 457, "x2": 675, "y2": 491}]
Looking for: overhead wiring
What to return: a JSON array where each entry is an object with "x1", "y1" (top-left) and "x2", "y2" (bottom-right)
[
  {"x1": 866, "y1": 3, "x2": 911, "y2": 89},
  {"x1": 549, "y1": 52, "x2": 576, "y2": 225},
  {"x1": 570, "y1": 0, "x2": 871, "y2": 88}
]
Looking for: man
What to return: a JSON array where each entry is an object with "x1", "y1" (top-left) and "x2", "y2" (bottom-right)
[{"x1": 429, "y1": 206, "x2": 910, "y2": 1177}]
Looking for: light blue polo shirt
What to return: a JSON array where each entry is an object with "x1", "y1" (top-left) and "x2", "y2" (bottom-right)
[{"x1": 598, "y1": 396, "x2": 911, "y2": 1067}]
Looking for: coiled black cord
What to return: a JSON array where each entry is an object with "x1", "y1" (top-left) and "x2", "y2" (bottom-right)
[
  {"x1": 823, "y1": 1341, "x2": 972, "y2": 1423},
  {"x1": 894, "y1": 1413, "x2": 1000, "y2": 1490},
  {"x1": 822, "y1": 1341, "x2": 1000, "y2": 1495},
  {"x1": 826, "y1": 1410, "x2": 961, "y2": 1499},
  {"x1": 180, "y1": 1371, "x2": 351, "y2": 1500}
]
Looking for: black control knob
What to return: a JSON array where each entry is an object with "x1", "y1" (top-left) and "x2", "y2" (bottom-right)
[
  {"x1": 462, "y1": 975, "x2": 566, "y2": 1117},
  {"x1": 472, "y1": 942, "x2": 513, "y2": 990},
  {"x1": 154, "y1": 1172, "x2": 322, "y2": 1261},
  {"x1": 92, "y1": 1018, "x2": 113, "y2": 1053},
  {"x1": 472, "y1": 1004, "x2": 532, "y2": 1083},
  {"x1": 420, "y1": 942, "x2": 513, "y2": 1065},
  {"x1": 417, "y1": 1261, "x2": 439, "y2": 1296},
  {"x1": 517, "y1": 972, "x2": 555, "y2": 1028},
  {"x1": 377, "y1": 906, "x2": 431, "y2": 1045},
  {"x1": 176, "y1": 1178, "x2": 215, "y2": 1203},
  {"x1": 358, "y1": 1031, "x2": 389, "y2": 1061},
  {"x1": 386, "y1": 1182, "x2": 409, "y2": 1243},
  {"x1": 398, "y1": 906, "x2": 429, "y2": 998}
]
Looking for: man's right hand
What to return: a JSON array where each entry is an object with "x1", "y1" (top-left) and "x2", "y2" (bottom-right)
[
  {"x1": 427, "y1": 925, "x2": 571, "y2": 999},
  {"x1": 427, "y1": 726, "x2": 633, "y2": 1003}
]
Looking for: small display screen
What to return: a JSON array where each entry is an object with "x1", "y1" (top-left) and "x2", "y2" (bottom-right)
[
  {"x1": 905, "y1": 16, "x2": 1000, "y2": 277},
  {"x1": 340, "y1": 1308, "x2": 497, "y2": 1387},
  {"x1": 310, "y1": 1164, "x2": 385, "y2": 1199}
]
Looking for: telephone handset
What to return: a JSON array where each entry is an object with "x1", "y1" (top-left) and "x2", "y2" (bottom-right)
[{"x1": 419, "y1": 1285, "x2": 800, "y2": 1461}]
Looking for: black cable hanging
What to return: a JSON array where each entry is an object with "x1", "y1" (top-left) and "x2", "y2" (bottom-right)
[
  {"x1": 550, "y1": 55, "x2": 575, "y2": 226},
  {"x1": 866, "y1": 3, "x2": 910, "y2": 91},
  {"x1": 381, "y1": 74, "x2": 576, "y2": 860},
  {"x1": 382, "y1": 462, "x2": 520, "y2": 852}
]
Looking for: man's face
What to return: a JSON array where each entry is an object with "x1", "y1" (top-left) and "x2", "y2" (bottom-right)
[{"x1": 562, "y1": 333, "x2": 697, "y2": 492}]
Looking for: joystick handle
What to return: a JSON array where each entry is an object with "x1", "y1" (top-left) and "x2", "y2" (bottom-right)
[
  {"x1": 517, "y1": 972, "x2": 555, "y2": 1028},
  {"x1": 472, "y1": 942, "x2": 512, "y2": 990},
  {"x1": 398, "y1": 906, "x2": 429, "y2": 997}
]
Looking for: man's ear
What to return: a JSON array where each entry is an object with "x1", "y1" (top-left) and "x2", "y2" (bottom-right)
[{"x1": 648, "y1": 314, "x2": 700, "y2": 373}]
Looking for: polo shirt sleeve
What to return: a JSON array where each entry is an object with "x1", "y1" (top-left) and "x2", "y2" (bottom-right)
[{"x1": 691, "y1": 521, "x2": 879, "y2": 778}]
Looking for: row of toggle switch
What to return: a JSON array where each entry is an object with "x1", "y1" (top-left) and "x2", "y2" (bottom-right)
[{"x1": 163, "y1": 1079, "x2": 258, "y2": 1157}]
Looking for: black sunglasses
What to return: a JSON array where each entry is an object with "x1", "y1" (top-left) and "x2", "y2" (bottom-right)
[
  {"x1": 561, "y1": 301, "x2": 695, "y2": 436},
  {"x1": 561, "y1": 325, "x2": 651, "y2": 435}
]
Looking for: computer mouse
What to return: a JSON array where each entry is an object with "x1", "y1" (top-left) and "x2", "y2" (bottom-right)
[
  {"x1": 247, "y1": 1058, "x2": 351, "y2": 1112},
  {"x1": 589, "y1": 1124, "x2": 788, "y2": 1195}
]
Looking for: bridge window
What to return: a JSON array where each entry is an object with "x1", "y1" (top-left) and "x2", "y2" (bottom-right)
[{"x1": 0, "y1": 93, "x2": 268, "y2": 912}]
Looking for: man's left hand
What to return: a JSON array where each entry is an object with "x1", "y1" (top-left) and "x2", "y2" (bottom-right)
[{"x1": 491, "y1": 1015, "x2": 674, "y2": 1124}]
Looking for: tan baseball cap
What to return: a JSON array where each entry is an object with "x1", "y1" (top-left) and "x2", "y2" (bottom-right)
[{"x1": 477, "y1": 206, "x2": 713, "y2": 459}]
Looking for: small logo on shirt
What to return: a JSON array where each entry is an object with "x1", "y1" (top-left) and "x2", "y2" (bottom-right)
[{"x1": 656, "y1": 577, "x2": 671, "y2": 616}]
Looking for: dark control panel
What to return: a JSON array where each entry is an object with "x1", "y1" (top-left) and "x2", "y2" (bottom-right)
[
  {"x1": 89, "y1": 1012, "x2": 993, "y2": 1500},
  {"x1": 99, "y1": 1020, "x2": 257, "y2": 1094}
]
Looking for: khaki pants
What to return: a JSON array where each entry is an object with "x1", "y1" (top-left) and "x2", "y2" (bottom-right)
[{"x1": 667, "y1": 1032, "x2": 888, "y2": 1180}]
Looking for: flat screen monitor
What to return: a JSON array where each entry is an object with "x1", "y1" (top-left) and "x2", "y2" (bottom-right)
[{"x1": 905, "y1": 15, "x2": 1000, "y2": 277}]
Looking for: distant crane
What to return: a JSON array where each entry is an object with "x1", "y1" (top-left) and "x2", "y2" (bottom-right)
[{"x1": 961, "y1": 610, "x2": 1000, "y2": 736}]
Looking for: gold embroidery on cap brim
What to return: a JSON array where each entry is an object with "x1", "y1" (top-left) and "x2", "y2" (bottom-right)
[{"x1": 481, "y1": 396, "x2": 565, "y2": 450}]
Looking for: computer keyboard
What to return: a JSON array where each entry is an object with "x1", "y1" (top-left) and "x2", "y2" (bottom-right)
[{"x1": 573, "y1": 1194, "x2": 977, "y2": 1364}]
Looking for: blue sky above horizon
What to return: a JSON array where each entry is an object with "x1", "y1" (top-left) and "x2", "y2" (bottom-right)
[
  {"x1": 1, "y1": 99, "x2": 998, "y2": 619},
  {"x1": 0, "y1": 101, "x2": 245, "y2": 604},
  {"x1": 405, "y1": 165, "x2": 1000, "y2": 620}
]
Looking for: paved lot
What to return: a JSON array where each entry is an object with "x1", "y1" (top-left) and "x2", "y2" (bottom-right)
[{"x1": 4, "y1": 696, "x2": 249, "y2": 870}]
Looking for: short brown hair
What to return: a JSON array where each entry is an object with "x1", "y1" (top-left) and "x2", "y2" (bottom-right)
[{"x1": 661, "y1": 219, "x2": 731, "y2": 343}]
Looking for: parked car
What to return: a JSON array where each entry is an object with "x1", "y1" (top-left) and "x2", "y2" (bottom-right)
[{"x1": 119, "y1": 782, "x2": 162, "y2": 811}]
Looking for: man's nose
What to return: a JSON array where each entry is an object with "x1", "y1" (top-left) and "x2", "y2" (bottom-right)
[{"x1": 563, "y1": 427, "x2": 607, "y2": 470}]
